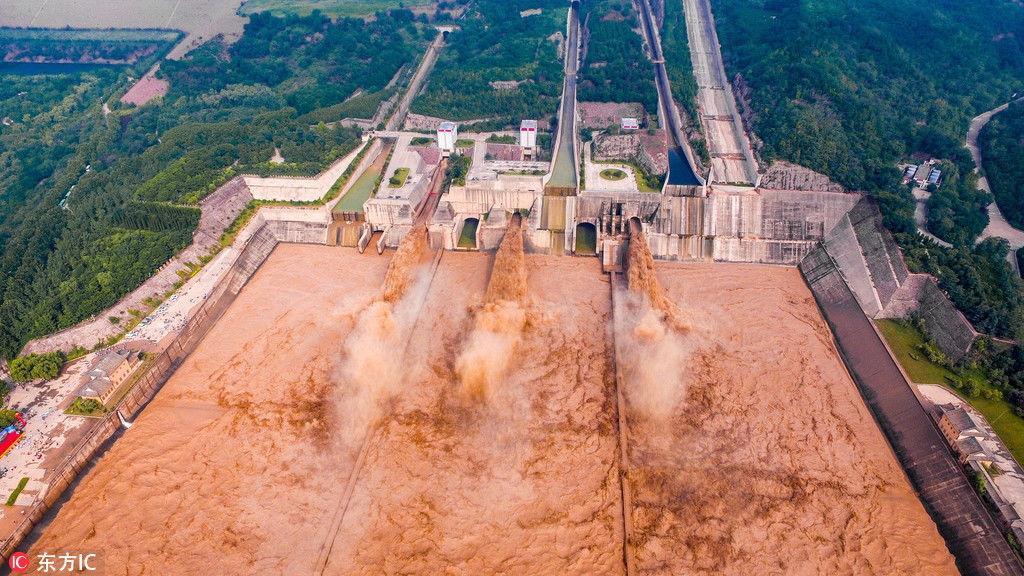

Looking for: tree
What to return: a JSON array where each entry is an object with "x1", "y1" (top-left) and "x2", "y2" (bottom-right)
[
  {"x1": 9, "y1": 352, "x2": 65, "y2": 382},
  {"x1": 963, "y1": 380, "x2": 981, "y2": 398}
]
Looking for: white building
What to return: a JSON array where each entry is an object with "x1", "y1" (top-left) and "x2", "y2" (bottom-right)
[
  {"x1": 621, "y1": 117, "x2": 639, "y2": 131},
  {"x1": 520, "y1": 119, "x2": 538, "y2": 151},
  {"x1": 437, "y1": 121, "x2": 457, "y2": 155}
]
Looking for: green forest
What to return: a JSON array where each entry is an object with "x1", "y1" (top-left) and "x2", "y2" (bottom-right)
[
  {"x1": 707, "y1": 0, "x2": 1024, "y2": 343},
  {"x1": 577, "y1": 1, "x2": 658, "y2": 115},
  {"x1": 979, "y1": 100, "x2": 1024, "y2": 230},
  {"x1": 411, "y1": 0, "x2": 564, "y2": 126},
  {"x1": 0, "y1": 28, "x2": 183, "y2": 66},
  {"x1": 660, "y1": 0, "x2": 699, "y2": 125},
  {"x1": 0, "y1": 11, "x2": 428, "y2": 360}
]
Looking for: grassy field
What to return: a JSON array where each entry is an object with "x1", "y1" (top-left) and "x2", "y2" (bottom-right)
[
  {"x1": 0, "y1": 0, "x2": 244, "y2": 37},
  {"x1": 876, "y1": 318, "x2": 1024, "y2": 464},
  {"x1": 239, "y1": 0, "x2": 431, "y2": 18},
  {"x1": 876, "y1": 319, "x2": 957, "y2": 384},
  {"x1": 388, "y1": 167, "x2": 410, "y2": 188},
  {"x1": 64, "y1": 397, "x2": 107, "y2": 417}
]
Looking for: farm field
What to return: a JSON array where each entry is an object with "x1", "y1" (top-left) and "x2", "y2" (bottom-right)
[
  {"x1": 0, "y1": 28, "x2": 183, "y2": 69},
  {"x1": 0, "y1": 0, "x2": 246, "y2": 58},
  {"x1": 239, "y1": 0, "x2": 433, "y2": 18}
]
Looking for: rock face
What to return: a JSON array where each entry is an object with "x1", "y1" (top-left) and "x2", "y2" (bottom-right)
[
  {"x1": 593, "y1": 131, "x2": 668, "y2": 175},
  {"x1": 594, "y1": 133, "x2": 640, "y2": 161},
  {"x1": 761, "y1": 161, "x2": 845, "y2": 193}
]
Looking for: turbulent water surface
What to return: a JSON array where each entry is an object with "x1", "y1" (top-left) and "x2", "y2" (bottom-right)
[{"x1": 29, "y1": 233, "x2": 959, "y2": 575}]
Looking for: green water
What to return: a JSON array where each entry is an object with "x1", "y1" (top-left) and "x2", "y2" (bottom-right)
[
  {"x1": 458, "y1": 219, "x2": 479, "y2": 248},
  {"x1": 549, "y1": 127, "x2": 577, "y2": 189},
  {"x1": 335, "y1": 167, "x2": 381, "y2": 213},
  {"x1": 574, "y1": 223, "x2": 596, "y2": 254}
]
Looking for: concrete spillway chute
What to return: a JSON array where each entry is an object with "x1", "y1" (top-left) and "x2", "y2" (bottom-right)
[
  {"x1": 575, "y1": 222, "x2": 597, "y2": 255},
  {"x1": 458, "y1": 218, "x2": 480, "y2": 249},
  {"x1": 357, "y1": 225, "x2": 373, "y2": 254},
  {"x1": 117, "y1": 410, "x2": 133, "y2": 429}
]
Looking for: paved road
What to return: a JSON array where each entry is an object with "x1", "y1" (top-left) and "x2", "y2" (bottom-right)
[
  {"x1": 966, "y1": 99, "x2": 1024, "y2": 275},
  {"x1": 584, "y1": 143, "x2": 640, "y2": 192}
]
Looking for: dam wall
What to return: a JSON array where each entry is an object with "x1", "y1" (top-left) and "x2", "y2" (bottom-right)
[
  {"x1": 572, "y1": 187, "x2": 859, "y2": 264},
  {"x1": 0, "y1": 213, "x2": 331, "y2": 561},
  {"x1": 236, "y1": 207, "x2": 330, "y2": 246},
  {"x1": 801, "y1": 236, "x2": 1024, "y2": 576},
  {"x1": 802, "y1": 197, "x2": 976, "y2": 362},
  {"x1": 242, "y1": 143, "x2": 365, "y2": 203}
]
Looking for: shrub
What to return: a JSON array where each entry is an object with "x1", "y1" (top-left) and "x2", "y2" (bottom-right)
[{"x1": 66, "y1": 398, "x2": 106, "y2": 416}]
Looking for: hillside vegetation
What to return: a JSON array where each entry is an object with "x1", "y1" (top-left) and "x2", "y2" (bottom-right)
[
  {"x1": 578, "y1": 1, "x2": 658, "y2": 115},
  {"x1": 0, "y1": 11, "x2": 428, "y2": 360},
  {"x1": 712, "y1": 0, "x2": 1024, "y2": 198},
  {"x1": 411, "y1": 0, "x2": 564, "y2": 127},
  {"x1": 704, "y1": 0, "x2": 1024, "y2": 341},
  {"x1": 979, "y1": 100, "x2": 1024, "y2": 230}
]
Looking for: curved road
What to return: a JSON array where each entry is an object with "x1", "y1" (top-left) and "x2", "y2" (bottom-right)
[{"x1": 967, "y1": 99, "x2": 1024, "y2": 265}]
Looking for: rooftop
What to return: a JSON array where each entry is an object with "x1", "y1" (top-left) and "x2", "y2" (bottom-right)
[
  {"x1": 78, "y1": 376, "x2": 114, "y2": 401},
  {"x1": 88, "y1": 348, "x2": 132, "y2": 377},
  {"x1": 957, "y1": 436, "x2": 988, "y2": 459}
]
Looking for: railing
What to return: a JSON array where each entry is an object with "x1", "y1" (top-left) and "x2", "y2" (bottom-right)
[{"x1": 0, "y1": 222, "x2": 283, "y2": 560}]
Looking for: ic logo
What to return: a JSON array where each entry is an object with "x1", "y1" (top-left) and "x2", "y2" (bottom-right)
[{"x1": 8, "y1": 552, "x2": 29, "y2": 572}]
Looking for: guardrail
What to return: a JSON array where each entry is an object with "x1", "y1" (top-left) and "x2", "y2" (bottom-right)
[{"x1": 0, "y1": 221, "x2": 286, "y2": 560}]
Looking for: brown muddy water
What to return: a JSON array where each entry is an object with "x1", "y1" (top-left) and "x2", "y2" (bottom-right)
[{"x1": 28, "y1": 230, "x2": 958, "y2": 575}]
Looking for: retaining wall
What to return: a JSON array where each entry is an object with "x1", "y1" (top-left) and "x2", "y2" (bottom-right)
[
  {"x1": 0, "y1": 218, "x2": 324, "y2": 561},
  {"x1": 801, "y1": 246, "x2": 1024, "y2": 576},
  {"x1": 242, "y1": 144, "x2": 365, "y2": 203},
  {"x1": 572, "y1": 187, "x2": 858, "y2": 264},
  {"x1": 815, "y1": 197, "x2": 975, "y2": 362},
  {"x1": 917, "y1": 279, "x2": 979, "y2": 361}
]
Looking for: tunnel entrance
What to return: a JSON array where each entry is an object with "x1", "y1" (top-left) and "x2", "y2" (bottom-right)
[
  {"x1": 458, "y1": 218, "x2": 479, "y2": 249},
  {"x1": 575, "y1": 222, "x2": 597, "y2": 255}
]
